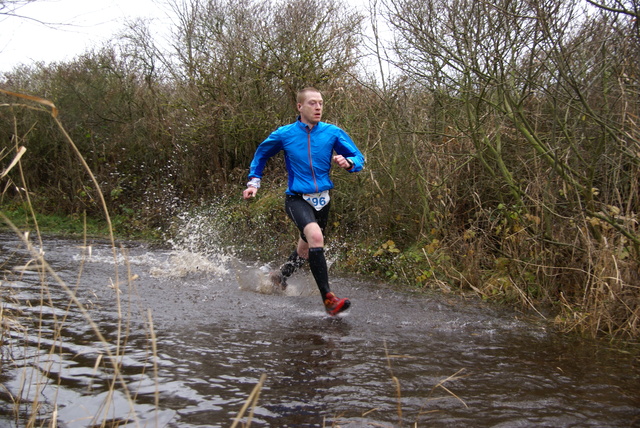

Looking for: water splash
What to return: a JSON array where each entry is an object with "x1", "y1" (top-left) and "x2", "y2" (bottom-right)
[
  {"x1": 231, "y1": 259, "x2": 319, "y2": 297},
  {"x1": 153, "y1": 206, "x2": 232, "y2": 278},
  {"x1": 165, "y1": 206, "x2": 230, "y2": 256},
  {"x1": 70, "y1": 205, "x2": 234, "y2": 279}
]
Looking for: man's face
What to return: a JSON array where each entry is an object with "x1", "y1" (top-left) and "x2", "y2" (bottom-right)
[{"x1": 297, "y1": 91, "x2": 323, "y2": 126}]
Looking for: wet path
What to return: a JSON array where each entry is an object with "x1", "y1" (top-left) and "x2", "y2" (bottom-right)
[{"x1": 0, "y1": 233, "x2": 638, "y2": 427}]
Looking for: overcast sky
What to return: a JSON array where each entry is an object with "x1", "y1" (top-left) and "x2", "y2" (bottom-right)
[
  {"x1": 0, "y1": 0, "x2": 174, "y2": 72},
  {"x1": 1, "y1": 0, "x2": 375, "y2": 74}
]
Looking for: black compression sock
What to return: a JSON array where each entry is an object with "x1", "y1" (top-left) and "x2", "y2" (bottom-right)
[
  {"x1": 308, "y1": 247, "x2": 330, "y2": 298},
  {"x1": 281, "y1": 250, "x2": 307, "y2": 278}
]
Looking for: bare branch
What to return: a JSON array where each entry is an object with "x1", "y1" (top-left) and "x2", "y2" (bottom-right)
[{"x1": 586, "y1": 0, "x2": 640, "y2": 19}]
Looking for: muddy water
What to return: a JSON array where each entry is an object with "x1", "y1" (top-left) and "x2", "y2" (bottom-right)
[{"x1": 0, "y1": 233, "x2": 638, "y2": 427}]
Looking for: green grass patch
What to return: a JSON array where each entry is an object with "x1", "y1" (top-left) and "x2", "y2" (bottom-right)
[{"x1": 0, "y1": 204, "x2": 155, "y2": 240}]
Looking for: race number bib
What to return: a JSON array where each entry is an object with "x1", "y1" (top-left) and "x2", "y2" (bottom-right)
[{"x1": 303, "y1": 190, "x2": 330, "y2": 211}]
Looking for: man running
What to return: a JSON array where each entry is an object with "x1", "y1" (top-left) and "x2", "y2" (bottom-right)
[{"x1": 242, "y1": 87, "x2": 365, "y2": 316}]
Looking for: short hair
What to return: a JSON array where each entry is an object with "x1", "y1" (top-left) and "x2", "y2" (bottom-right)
[{"x1": 297, "y1": 87, "x2": 322, "y2": 104}]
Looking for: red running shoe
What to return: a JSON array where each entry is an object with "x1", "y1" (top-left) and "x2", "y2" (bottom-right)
[{"x1": 324, "y1": 292, "x2": 351, "y2": 316}]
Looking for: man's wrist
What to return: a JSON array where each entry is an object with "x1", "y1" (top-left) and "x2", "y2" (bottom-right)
[{"x1": 247, "y1": 177, "x2": 261, "y2": 188}]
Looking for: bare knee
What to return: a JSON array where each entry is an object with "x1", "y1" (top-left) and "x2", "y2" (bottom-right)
[{"x1": 303, "y1": 224, "x2": 324, "y2": 248}]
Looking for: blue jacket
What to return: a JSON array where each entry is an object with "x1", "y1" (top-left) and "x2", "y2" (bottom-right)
[{"x1": 248, "y1": 118, "x2": 364, "y2": 195}]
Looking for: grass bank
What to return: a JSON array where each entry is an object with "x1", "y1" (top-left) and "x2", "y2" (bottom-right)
[{"x1": 0, "y1": 203, "x2": 162, "y2": 241}]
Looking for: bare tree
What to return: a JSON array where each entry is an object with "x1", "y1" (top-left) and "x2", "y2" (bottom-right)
[
  {"x1": 0, "y1": 0, "x2": 71, "y2": 28},
  {"x1": 0, "y1": 0, "x2": 37, "y2": 16},
  {"x1": 586, "y1": 0, "x2": 640, "y2": 19},
  {"x1": 377, "y1": 0, "x2": 640, "y2": 337}
]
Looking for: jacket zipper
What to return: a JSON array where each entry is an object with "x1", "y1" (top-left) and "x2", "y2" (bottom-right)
[{"x1": 307, "y1": 129, "x2": 319, "y2": 192}]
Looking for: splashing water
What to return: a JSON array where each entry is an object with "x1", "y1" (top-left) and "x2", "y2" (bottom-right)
[
  {"x1": 164, "y1": 203, "x2": 323, "y2": 297},
  {"x1": 154, "y1": 207, "x2": 233, "y2": 278},
  {"x1": 232, "y1": 260, "x2": 320, "y2": 297},
  {"x1": 67, "y1": 206, "x2": 234, "y2": 280}
]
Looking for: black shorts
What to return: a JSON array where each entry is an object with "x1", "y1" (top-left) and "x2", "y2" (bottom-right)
[{"x1": 285, "y1": 194, "x2": 330, "y2": 242}]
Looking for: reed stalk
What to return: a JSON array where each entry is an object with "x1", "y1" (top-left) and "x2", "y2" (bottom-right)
[{"x1": 0, "y1": 90, "x2": 161, "y2": 427}]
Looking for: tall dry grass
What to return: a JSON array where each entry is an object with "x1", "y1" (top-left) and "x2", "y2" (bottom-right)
[
  {"x1": 0, "y1": 90, "x2": 267, "y2": 427},
  {"x1": 0, "y1": 88, "x2": 155, "y2": 426}
]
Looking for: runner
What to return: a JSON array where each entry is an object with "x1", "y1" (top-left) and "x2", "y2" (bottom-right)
[{"x1": 242, "y1": 87, "x2": 365, "y2": 315}]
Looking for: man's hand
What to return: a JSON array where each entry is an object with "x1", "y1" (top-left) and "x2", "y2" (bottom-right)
[
  {"x1": 243, "y1": 187, "x2": 258, "y2": 199},
  {"x1": 333, "y1": 155, "x2": 353, "y2": 170}
]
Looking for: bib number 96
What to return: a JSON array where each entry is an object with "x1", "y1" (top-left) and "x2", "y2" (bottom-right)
[{"x1": 303, "y1": 190, "x2": 330, "y2": 211}]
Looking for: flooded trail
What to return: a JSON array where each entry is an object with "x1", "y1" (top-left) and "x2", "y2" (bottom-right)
[{"x1": 0, "y1": 233, "x2": 638, "y2": 427}]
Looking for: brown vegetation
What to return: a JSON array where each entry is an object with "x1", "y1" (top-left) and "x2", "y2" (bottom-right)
[{"x1": 1, "y1": 0, "x2": 639, "y2": 341}]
